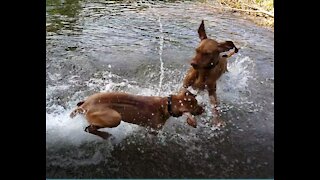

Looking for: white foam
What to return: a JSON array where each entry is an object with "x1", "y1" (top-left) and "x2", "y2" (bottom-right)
[
  {"x1": 46, "y1": 108, "x2": 93, "y2": 145},
  {"x1": 138, "y1": 0, "x2": 165, "y2": 96},
  {"x1": 217, "y1": 55, "x2": 255, "y2": 104},
  {"x1": 46, "y1": 71, "x2": 144, "y2": 147},
  {"x1": 157, "y1": 15, "x2": 164, "y2": 96}
]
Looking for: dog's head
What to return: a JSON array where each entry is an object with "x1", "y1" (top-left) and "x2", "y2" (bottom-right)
[
  {"x1": 170, "y1": 89, "x2": 204, "y2": 117},
  {"x1": 190, "y1": 20, "x2": 238, "y2": 70}
]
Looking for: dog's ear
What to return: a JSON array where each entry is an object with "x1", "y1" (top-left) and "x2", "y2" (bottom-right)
[
  {"x1": 198, "y1": 20, "x2": 207, "y2": 41},
  {"x1": 218, "y1": 41, "x2": 239, "y2": 53}
]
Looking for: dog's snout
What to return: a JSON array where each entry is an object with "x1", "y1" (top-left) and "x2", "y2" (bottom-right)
[
  {"x1": 199, "y1": 106, "x2": 204, "y2": 113},
  {"x1": 234, "y1": 47, "x2": 239, "y2": 53},
  {"x1": 195, "y1": 105, "x2": 204, "y2": 115},
  {"x1": 191, "y1": 62, "x2": 198, "y2": 68}
]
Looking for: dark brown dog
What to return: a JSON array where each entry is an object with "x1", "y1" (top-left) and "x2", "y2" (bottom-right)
[
  {"x1": 70, "y1": 89, "x2": 204, "y2": 139},
  {"x1": 182, "y1": 20, "x2": 239, "y2": 127}
]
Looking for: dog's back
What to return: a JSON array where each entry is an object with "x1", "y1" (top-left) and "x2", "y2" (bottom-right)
[{"x1": 70, "y1": 92, "x2": 159, "y2": 119}]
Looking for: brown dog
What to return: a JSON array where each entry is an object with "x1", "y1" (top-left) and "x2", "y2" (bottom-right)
[
  {"x1": 182, "y1": 20, "x2": 239, "y2": 127},
  {"x1": 70, "y1": 89, "x2": 204, "y2": 139}
]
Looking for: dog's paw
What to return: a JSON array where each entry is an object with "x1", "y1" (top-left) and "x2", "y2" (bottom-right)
[
  {"x1": 212, "y1": 117, "x2": 226, "y2": 128},
  {"x1": 100, "y1": 132, "x2": 112, "y2": 140},
  {"x1": 187, "y1": 116, "x2": 197, "y2": 128}
]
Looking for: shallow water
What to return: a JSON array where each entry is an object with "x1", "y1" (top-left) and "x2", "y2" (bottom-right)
[{"x1": 46, "y1": 0, "x2": 274, "y2": 178}]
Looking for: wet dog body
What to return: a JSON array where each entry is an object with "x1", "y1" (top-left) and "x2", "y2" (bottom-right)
[
  {"x1": 182, "y1": 20, "x2": 238, "y2": 126},
  {"x1": 70, "y1": 90, "x2": 203, "y2": 139}
]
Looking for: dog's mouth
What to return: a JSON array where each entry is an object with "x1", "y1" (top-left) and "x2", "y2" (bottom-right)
[
  {"x1": 191, "y1": 63, "x2": 199, "y2": 69},
  {"x1": 194, "y1": 106, "x2": 204, "y2": 115},
  {"x1": 173, "y1": 112, "x2": 183, "y2": 117},
  {"x1": 191, "y1": 62, "x2": 218, "y2": 70}
]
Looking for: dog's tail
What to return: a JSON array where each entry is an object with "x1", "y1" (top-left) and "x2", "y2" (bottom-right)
[{"x1": 70, "y1": 101, "x2": 86, "y2": 118}]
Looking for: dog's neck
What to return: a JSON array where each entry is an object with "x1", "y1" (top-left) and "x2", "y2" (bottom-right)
[
  {"x1": 159, "y1": 95, "x2": 176, "y2": 120},
  {"x1": 167, "y1": 95, "x2": 175, "y2": 117},
  {"x1": 194, "y1": 59, "x2": 221, "y2": 79},
  {"x1": 204, "y1": 60, "x2": 219, "y2": 70},
  {"x1": 195, "y1": 69, "x2": 212, "y2": 81}
]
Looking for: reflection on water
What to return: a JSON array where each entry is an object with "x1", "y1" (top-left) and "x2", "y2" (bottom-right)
[
  {"x1": 47, "y1": 0, "x2": 81, "y2": 17},
  {"x1": 46, "y1": 0, "x2": 82, "y2": 33},
  {"x1": 46, "y1": 0, "x2": 274, "y2": 178}
]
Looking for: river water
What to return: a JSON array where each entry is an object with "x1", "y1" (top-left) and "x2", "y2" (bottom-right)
[{"x1": 46, "y1": 0, "x2": 274, "y2": 178}]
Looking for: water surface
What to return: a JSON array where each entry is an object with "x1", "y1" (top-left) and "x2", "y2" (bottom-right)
[{"x1": 46, "y1": 0, "x2": 274, "y2": 178}]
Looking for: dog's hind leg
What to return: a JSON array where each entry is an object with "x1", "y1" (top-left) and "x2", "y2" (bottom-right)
[
  {"x1": 84, "y1": 125, "x2": 111, "y2": 140},
  {"x1": 85, "y1": 108, "x2": 122, "y2": 139}
]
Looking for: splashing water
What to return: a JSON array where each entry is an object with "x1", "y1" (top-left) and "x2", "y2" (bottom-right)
[
  {"x1": 139, "y1": 0, "x2": 165, "y2": 96},
  {"x1": 46, "y1": 28, "x2": 265, "y2": 177},
  {"x1": 218, "y1": 55, "x2": 256, "y2": 104},
  {"x1": 157, "y1": 16, "x2": 164, "y2": 96},
  {"x1": 180, "y1": 55, "x2": 256, "y2": 129},
  {"x1": 46, "y1": 54, "x2": 256, "y2": 147},
  {"x1": 46, "y1": 71, "x2": 147, "y2": 147}
]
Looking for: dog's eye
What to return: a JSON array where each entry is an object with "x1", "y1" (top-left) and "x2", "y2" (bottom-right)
[{"x1": 203, "y1": 52, "x2": 210, "y2": 56}]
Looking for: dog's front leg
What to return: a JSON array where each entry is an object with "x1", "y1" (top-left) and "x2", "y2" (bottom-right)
[
  {"x1": 182, "y1": 68, "x2": 196, "y2": 89},
  {"x1": 208, "y1": 89, "x2": 225, "y2": 127},
  {"x1": 211, "y1": 84, "x2": 220, "y2": 105}
]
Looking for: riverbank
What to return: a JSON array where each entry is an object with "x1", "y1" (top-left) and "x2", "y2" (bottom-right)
[{"x1": 203, "y1": 0, "x2": 274, "y2": 28}]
